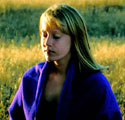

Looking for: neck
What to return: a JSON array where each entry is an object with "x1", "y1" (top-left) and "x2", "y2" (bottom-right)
[{"x1": 53, "y1": 55, "x2": 71, "y2": 75}]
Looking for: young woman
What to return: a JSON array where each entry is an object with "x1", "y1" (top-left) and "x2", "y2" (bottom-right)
[{"x1": 8, "y1": 4, "x2": 122, "y2": 120}]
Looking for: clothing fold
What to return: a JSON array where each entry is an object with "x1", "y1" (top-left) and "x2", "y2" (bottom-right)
[{"x1": 8, "y1": 61, "x2": 122, "y2": 120}]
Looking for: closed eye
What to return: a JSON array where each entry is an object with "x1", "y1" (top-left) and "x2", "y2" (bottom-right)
[{"x1": 53, "y1": 34, "x2": 60, "y2": 39}]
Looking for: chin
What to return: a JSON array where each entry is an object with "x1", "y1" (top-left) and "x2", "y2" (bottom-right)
[
  {"x1": 45, "y1": 55, "x2": 62, "y2": 62},
  {"x1": 45, "y1": 57, "x2": 55, "y2": 62},
  {"x1": 46, "y1": 59, "x2": 53, "y2": 62}
]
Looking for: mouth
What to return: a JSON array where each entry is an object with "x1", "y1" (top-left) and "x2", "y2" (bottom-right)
[{"x1": 44, "y1": 49, "x2": 55, "y2": 54}]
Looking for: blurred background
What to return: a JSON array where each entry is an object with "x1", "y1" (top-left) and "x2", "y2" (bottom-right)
[{"x1": 0, "y1": 0, "x2": 125, "y2": 119}]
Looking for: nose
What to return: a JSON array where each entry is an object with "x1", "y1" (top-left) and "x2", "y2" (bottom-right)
[{"x1": 45, "y1": 34, "x2": 52, "y2": 46}]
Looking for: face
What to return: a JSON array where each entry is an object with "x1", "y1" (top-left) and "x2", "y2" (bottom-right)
[{"x1": 40, "y1": 21, "x2": 71, "y2": 62}]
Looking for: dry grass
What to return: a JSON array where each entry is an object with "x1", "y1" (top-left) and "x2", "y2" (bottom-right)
[
  {"x1": 91, "y1": 40, "x2": 125, "y2": 119},
  {"x1": 0, "y1": 0, "x2": 124, "y2": 11},
  {"x1": 0, "y1": 44, "x2": 44, "y2": 90},
  {"x1": 0, "y1": 39, "x2": 125, "y2": 119}
]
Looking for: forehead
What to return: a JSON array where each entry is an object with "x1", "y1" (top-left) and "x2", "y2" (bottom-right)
[
  {"x1": 40, "y1": 14, "x2": 69, "y2": 35},
  {"x1": 41, "y1": 21, "x2": 65, "y2": 35},
  {"x1": 41, "y1": 20, "x2": 58, "y2": 31}
]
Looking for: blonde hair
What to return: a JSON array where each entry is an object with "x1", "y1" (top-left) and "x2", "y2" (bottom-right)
[{"x1": 39, "y1": 4, "x2": 108, "y2": 72}]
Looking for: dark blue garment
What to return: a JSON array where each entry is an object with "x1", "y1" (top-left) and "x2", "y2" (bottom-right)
[
  {"x1": 36, "y1": 93, "x2": 58, "y2": 120},
  {"x1": 8, "y1": 61, "x2": 122, "y2": 120}
]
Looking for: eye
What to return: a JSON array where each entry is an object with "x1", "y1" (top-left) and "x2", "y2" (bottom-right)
[{"x1": 53, "y1": 34, "x2": 60, "y2": 39}]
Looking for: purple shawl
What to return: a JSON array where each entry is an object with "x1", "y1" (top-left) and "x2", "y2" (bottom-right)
[{"x1": 8, "y1": 61, "x2": 122, "y2": 120}]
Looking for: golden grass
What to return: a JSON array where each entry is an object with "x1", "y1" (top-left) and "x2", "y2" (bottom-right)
[
  {"x1": 92, "y1": 40, "x2": 125, "y2": 119},
  {"x1": 0, "y1": 40, "x2": 125, "y2": 87},
  {"x1": 91, "y1": 40, "x2": 125, "y2": 106},
  {"x1": 0, "y1": 0, "x2": 124, "y2": 10},
  {"x1": 0, "y1": 40, "x2": 125, "y2": 91},
  {"x1": 0, "y1": 44, "x2": 44, "y2": 88},
  {"x1": 0, "y1": 40, "x2": 125, "y2": 119}
]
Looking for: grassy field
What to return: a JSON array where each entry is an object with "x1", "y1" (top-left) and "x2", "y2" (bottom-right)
[
  {"x1": 0, "y1": 0, "x2": 124, "y2": 41},
  {"x1": 0, "y1": 37, "x2": 125, "y2": 119},
  {"x1": 0, "y1": 0, "x2": 124, "y2": 11},
  {"x1": 0, "y1": 0, "x2": 125, "y2": 119}
]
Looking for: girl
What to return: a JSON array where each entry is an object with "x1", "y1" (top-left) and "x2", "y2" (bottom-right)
[{"x1": 9, "y1": 4, "x2": 122, "y2": 120}]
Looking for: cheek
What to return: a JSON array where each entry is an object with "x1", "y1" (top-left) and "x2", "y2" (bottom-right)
[
  {"x1": 65, "y1": 40, "x2": 71, "y2": 52},
  {"x1": 59, "y1": 43, "x2": 71, "y2": 54}
]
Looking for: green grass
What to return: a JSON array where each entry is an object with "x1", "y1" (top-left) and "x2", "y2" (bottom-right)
[{"x1": 0, "y1": 1, "x2": 124, "y2": 40}]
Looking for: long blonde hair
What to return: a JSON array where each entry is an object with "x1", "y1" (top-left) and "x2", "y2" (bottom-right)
[{"x1": 39, "y1": 4, "x2": 108, "y2": 72}]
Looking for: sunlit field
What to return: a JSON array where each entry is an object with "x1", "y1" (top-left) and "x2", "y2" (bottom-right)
[
  {"x1": 91, "y1": 38, "x2": 125, "y2": 120},
  {"x1": 0, "y1": 0, "x2": 125, "y2": 119},
  {"x1": 0, "y1": 43, "x2": 44, "y2": 119},
  {"x1": 0, "y1": 0, "x2": 124, "y2": 10},
  {"x1": 0, "y1": 38, "x2": 125, "y2": 119}
]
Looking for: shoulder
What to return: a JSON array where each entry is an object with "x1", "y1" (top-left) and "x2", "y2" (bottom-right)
[
  {"x1": 84, "y1": 71, "x2": 111, "y2": 89},
  {"x1": 73, "y1": 71, "x2": 122, "y2": 119},
  {"x1": 22, "y1": 62, "x2": 45, "y2": 82},
  {"x1": 85, "y1": 72, "x2": 113, "y2": 96},
  {"x1": 75, "y1": 71, "x2": 112, "y2": 101},
  {"x1": 86, "y1": 72, "x2": 109, "y2": 86},
  {"x1": 73, "y1": 71, "x2": 109, "y2": 95},
  {"x1": 78, "y1": 71, "x2": 110, "y2": 90},
  {"x1": 82, "y1": 71, "x2": 117, "y2": 104},
  {"x1": 23, "y1": 62, "x2": 45, "y2": 78},
  {"x1": 21, "y1": 61, "x2": 47, "y2": 105},
  {"x1": 21, "y1": 61, "x2": 46, "y2": 93}
]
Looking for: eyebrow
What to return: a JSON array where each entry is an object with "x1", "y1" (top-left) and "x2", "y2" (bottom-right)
[{"x1": 41, "y1": 29, "x2": 61, "y2": 34}]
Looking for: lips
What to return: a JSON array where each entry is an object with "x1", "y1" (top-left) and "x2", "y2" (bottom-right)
[{"x1": 44, "y1": 49, "x2": 55, "y2": 53}]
